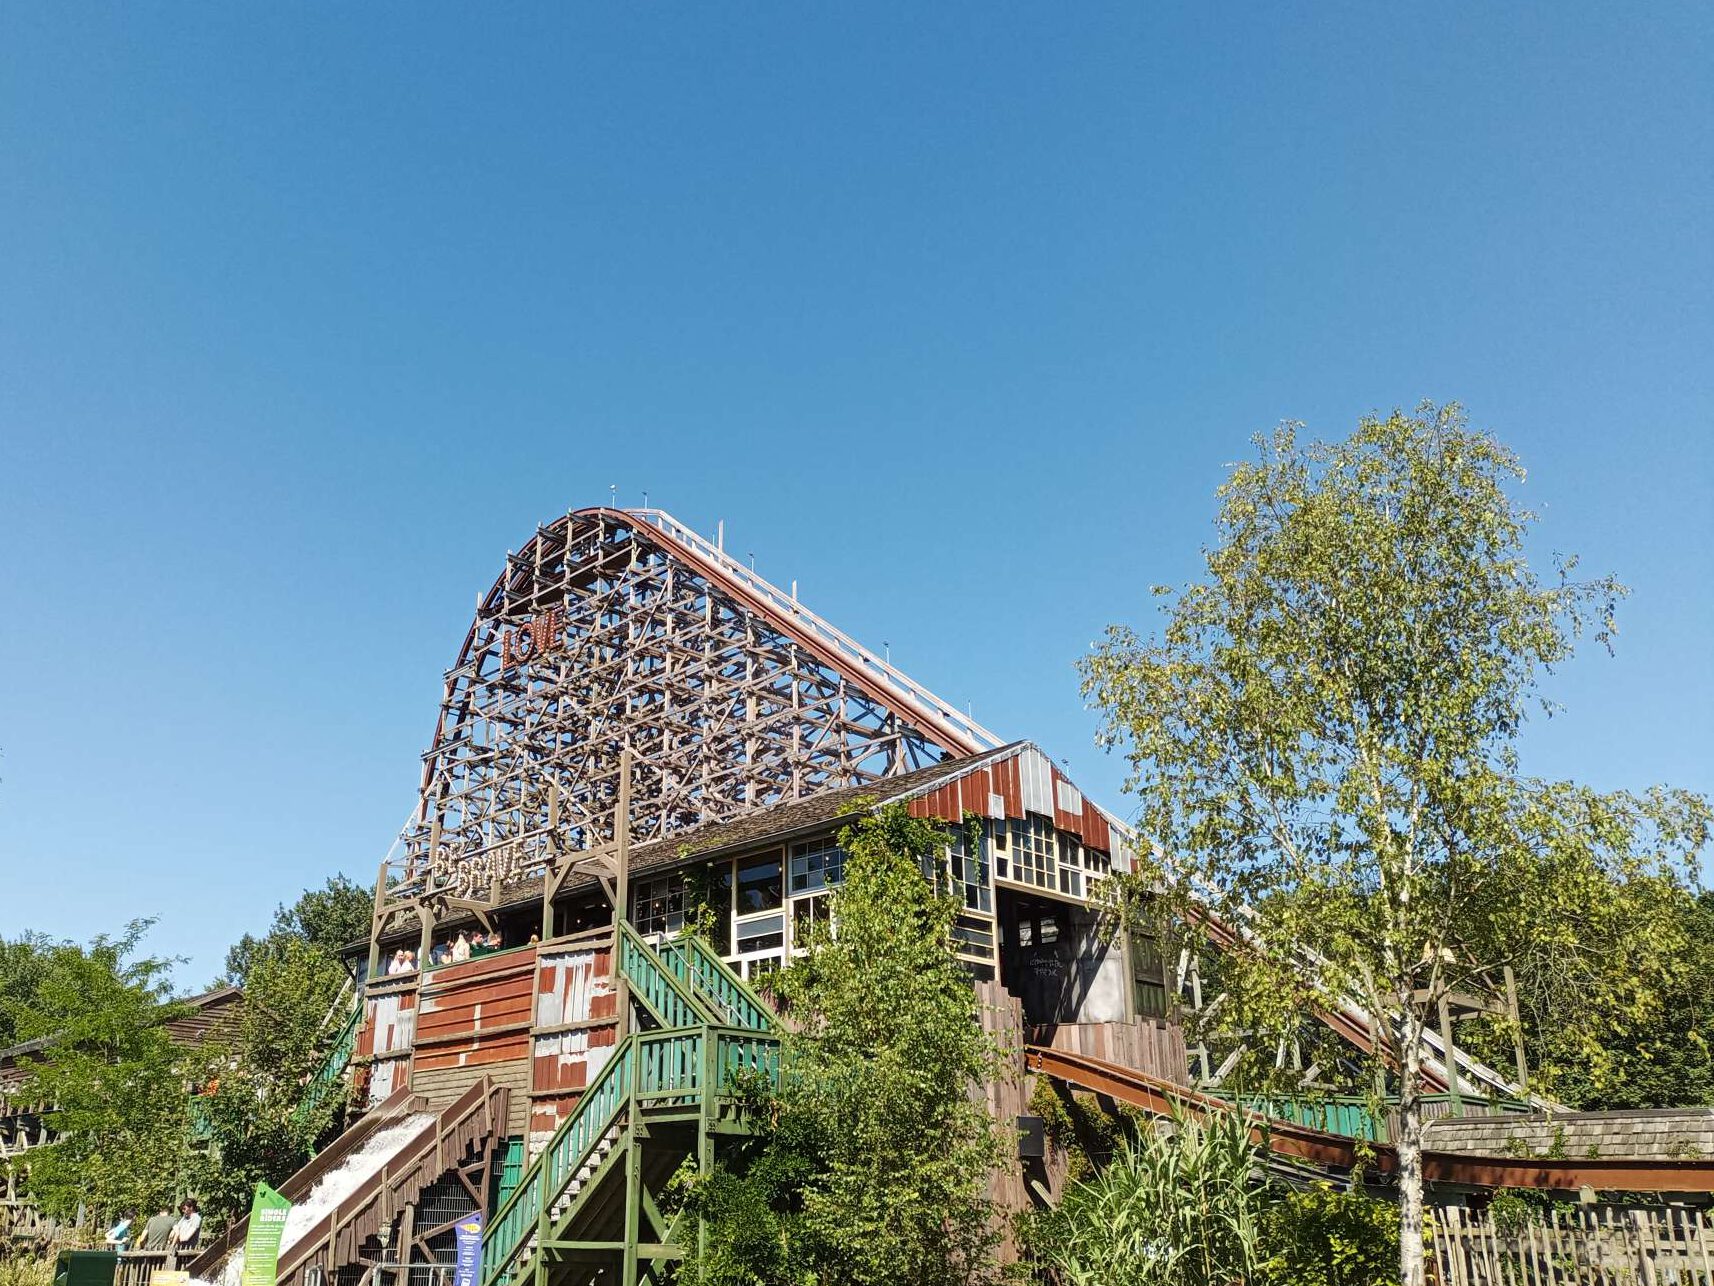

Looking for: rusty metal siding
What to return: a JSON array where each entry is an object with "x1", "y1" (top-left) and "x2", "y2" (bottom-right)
[
  {"x1": 413, "y1": 949, "x2": 537, "y2": 1073},
  {"x1": 528, "y1": 936, "x2": 621, "y2": 1143}
]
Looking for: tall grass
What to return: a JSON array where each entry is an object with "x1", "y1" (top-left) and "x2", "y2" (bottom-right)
[
  {"x1": 1024, "y1": 1106, "x2": 1268, "y2": 1286},
  {"x1": 0, "y1": 1255, "x2": 53, "y2": 1286}
]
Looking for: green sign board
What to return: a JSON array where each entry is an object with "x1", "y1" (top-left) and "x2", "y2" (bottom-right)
[{"x1": 241, "y1": 1183, "x2": 293, "y2": 1286}]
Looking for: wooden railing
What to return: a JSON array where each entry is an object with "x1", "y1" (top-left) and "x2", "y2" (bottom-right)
[
  {"x1": 1434, "y1": 1203, "x2": 1714, "y2": 1285},
  {"x1": 480, "y1": 931, "x2": 781, "y2": 1286},
  {"x1": 658, "y1": 936, "x2": 776, "y2": 1033}
]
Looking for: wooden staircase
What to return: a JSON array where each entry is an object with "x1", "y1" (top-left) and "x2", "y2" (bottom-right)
[{"x1": 481, "y1": 928, "x2": 778, "y2": 1286}]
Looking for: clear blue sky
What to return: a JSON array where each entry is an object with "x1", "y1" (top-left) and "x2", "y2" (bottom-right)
[{"x1": 2, "y1": 5, "x2": 1709, "y2": 990}]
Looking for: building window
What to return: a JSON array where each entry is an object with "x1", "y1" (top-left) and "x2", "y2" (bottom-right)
[
  {"x1": 791, "y1": 893, "x2": 832, "y2": 948},
  {"x1": 1007, "y1": 814, "x2": 1055, "y2": 889},
  {"x1": 736, "y1": 914, "x2": 785, "y2": 956},
  {"x1": 946, "y1": 827, "x2": 992, "y2": 914},
  {"x1": 788, "y1": 837, "x2": 846, "y2": 894},
  {"x1": 736, "y1": 854, "x2": 783, "y2": 914},
  {"x1": 632, "y1": 872, "x2": 685, "y2": 937}
]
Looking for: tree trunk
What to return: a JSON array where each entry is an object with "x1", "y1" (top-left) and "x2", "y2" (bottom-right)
[{"x1": 1397, "y1": 1033, "x2": 1427, "y2": 1286}]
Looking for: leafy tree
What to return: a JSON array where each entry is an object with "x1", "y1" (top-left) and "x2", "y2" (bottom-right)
[
  {"x1": 222, "y1": 874, "x2": 371, "y2": 987},
  {"x1": 1080, "y1": 405, "x2": 1711, "y2": 1286},
  {"x1": 1482, "y1": 886, "x2": 1714, "y2": 1110},
  {"x1": 1261, "y1": 1184, "x2": 1399, "y2": 1286},
  {"x1": 191, "y1": 936, "x2": 352, "y2": 1221},
  {"x1": 678, "y1": 805, "x2": 1003, "y2": 1286},
  {"x1": 0, "y1": 932, "x2": 55, "y2": 1049},
  {"x1": 7, "y1": 922, "x2": 201, "y2": 1220}
]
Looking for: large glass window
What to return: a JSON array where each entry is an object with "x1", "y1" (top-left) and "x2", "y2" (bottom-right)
[
  {"x1": 736, "y1": 854, "x2": 783, "y2": 913},
  {"x1": 946, "y1": 826, "x2": 992, "y2": 914},
  {"x1": 1007, "y1": 814, "x2": 1056, "y2": 889},
  {"x1": 632, "y1": 872, "x2": 685, "y2": 936},
  {"x1": 788, "y1": 837, "x2": 846, "y2": 894},
  {"x1": 736, "y1": 914, "x2": 785, "y2": 956}
]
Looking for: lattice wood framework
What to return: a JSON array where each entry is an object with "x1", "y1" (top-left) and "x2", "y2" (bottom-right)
[{"x1": 380, "y1": 507, "x2": 999, "y2": 921}]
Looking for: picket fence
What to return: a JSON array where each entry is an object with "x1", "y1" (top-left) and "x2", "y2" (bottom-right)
[{"x1": 1435, "y1": 1204, "x2": 1714, "y2": 1285}]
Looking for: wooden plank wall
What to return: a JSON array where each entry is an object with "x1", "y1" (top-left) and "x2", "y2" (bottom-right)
[
  {"x1": 975, "y1": 978, "x2": 1067, "y2": 1265},
  {"x1": 359, "y1": 981, "x2": 417, "y2": 1110},
  {"x1": 408, "y1": 949, "x2": 538, "y2": 1135},
  {"x1": 1026, "y1": 1019, "x2": 1189, "y2": 1085}
]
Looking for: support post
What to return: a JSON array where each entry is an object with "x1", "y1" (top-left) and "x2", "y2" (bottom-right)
[
  {"x1": 1502, "y1": 965, "x2": 1529, "y2": 1095},
  {"x1": 1438, "y1": 994, "x2": 1463, "y2": 1118},
  {"x1": 615, "y1": 746, "x2": 633, "y2": 1043}
]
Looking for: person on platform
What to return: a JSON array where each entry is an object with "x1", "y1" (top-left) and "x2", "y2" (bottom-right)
[
  {"x1": 140, "y1": 1206, "x2": 177, "y2": 1251},
  {"x1": 450, "y1": 931, "x2": 471, "y2": 963},
  {"x1": 400, "y1": 948, "x2": 417, "y2": 972},
  {"x1": 170, "y1": 1199, "x2": 201, "y2": 1252},
  {"x1": 103, "y1": 1212, "x2": 134, "y2": 1250},
  {"x1": 428, "y1": 941, "x2": 449, "y2": 967},
  {"x1": 385, "y1": 948, "x2": 404, "y2": 976}
]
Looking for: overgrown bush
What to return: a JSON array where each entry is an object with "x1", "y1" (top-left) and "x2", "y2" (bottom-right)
[
  {"x1": 1022, "y1": 1103, "x2": 1402, "y2": 1286},
  {"x1": 1262, "y1": 1184, "x2": 1399, "y2": 1286}
]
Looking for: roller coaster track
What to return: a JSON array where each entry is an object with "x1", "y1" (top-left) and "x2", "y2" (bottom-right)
[{"x1": 1025, "y1": 1045, "x2": 1714, "y2": 1194}]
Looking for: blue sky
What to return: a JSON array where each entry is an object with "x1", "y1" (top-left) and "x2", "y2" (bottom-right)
[{"x1": 2, "y1": 4, "x2": 1709, "y2": 989}]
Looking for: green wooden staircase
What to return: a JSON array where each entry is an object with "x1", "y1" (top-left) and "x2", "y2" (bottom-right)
[
  {"x1": 481, "y1": 926, "x2": 779, "y2": 1286},
  {"x1": 292, "y1": 992, "x2": 363, "y2": 1126}
]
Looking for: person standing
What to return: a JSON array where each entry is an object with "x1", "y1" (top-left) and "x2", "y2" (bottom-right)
[
  {"x1": 140, "y1": 1206, "x2": 176, "y2": 1251},
  {"x1": 170, "y1": 1199, "x2": 202, "y2": 1255}
]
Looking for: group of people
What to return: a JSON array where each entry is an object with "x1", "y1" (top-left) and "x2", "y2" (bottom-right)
[
  {"x1": 384, "y1": 927, "x2": 526, "y2": 976},
  {"x1": 102, "y1": 1198, "x2": 201, "y2": 1255}
]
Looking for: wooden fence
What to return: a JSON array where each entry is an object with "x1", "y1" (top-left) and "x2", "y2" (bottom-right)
[{"x1": 1435, "y1": 1204, "x2": 1714, "y2": 1285}]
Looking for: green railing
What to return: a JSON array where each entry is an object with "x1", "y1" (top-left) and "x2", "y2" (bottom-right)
[
  {"x1": 293, "y1": 999, "x2": 362, "y2": 1125},
  {"x1": 481, "y1": 930, "x2": 781, "y2": 1286},
  {"x1": 484, "y1": 1037, "x2": 633, "y2": 1286},
  {"x1": 480, "y1": 1024, "x2": 781, "y2": 1286},
  {"x1": 617, "y1": 923, "x2": 721, "y2": 1030},
  {"x1": 1214, "y1": 1091, "x2": 1533, "y2": 1143},
  {"x1": 658, "y1": 936, "x2": 776, "y2": 1033}
]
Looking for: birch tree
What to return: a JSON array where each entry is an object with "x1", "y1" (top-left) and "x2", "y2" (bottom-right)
[{"x1": 1080, "y1": 404, "x2": 1710, "y2": 1286}]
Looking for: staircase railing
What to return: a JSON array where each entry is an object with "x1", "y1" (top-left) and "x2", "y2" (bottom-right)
[
  {"x1": 658, "y1": 936, "x2": 776, "y2": 1033},
  {"x1": 293, "y1": 997, "x2": 363, "y2": 1125},
  {"x1": 482, "y1": 931, "x2": 780, "y2": 1286},
  {"x1": 483, "y1": 1038, "x2": 632, "y2": 1286},
  {"x1": 617, "y1": 922, "x2": 721, "y2": 1030},
  {"x1": 480, "y1": 1023, "x2": 781, "y2": 1286}
]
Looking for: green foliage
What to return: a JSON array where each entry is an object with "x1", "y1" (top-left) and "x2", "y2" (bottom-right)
[
  {"x1": 1021, "y1": 1106, "x2": 1268, "y2": 1286},
  {"x1": 190, "y1": 936, "x2": 352, "y2": 1221},
  {"x1": 1473, "y1": 888, "x2": 1714, "y2": 1110},
  {"x1": 6, "y1": 922, "x2": 202, "y2": 1219},
  {"x1": 1028, "y1": 1079, "x2": 1148, "y2": 1182},
  {"x1": 678, "y1": 804, "x2": 1003, "y2": 1286},
  {"x1": 0, "y1": 934, "x2": 55, "y2": 1049},
  {"x1": 223, "y1": 874, "x2": 371, "y2": 986},
  {"x1": 1079, "y1": 405, "x2": 1711, "y2": 1284},
  {"x1": 1262, "y1": 1185, "x2": 1399, "y2": 1286},
  {"x1": 0, "y1": 875, "x2": 363, "y2": 1228}
]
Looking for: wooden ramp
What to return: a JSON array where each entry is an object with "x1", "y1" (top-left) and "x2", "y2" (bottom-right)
[{"x1": 185, "y1": 1078, "x2": 508, "y2": 1286}]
